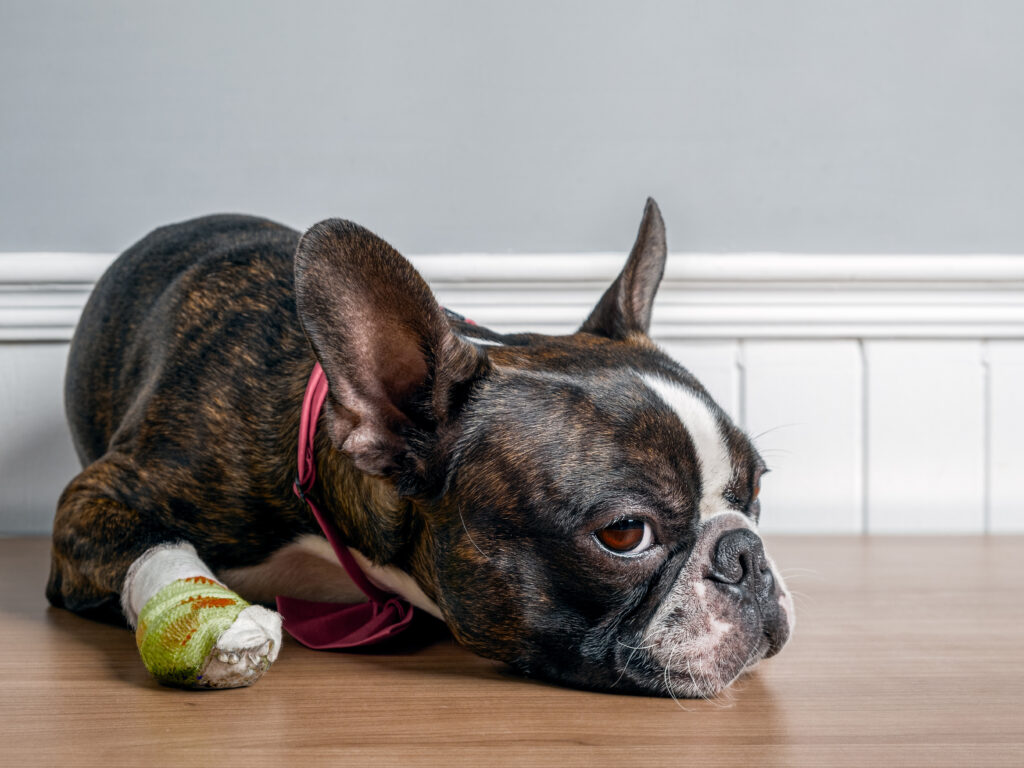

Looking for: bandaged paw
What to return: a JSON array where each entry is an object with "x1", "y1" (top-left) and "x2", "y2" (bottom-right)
[
  {"x1": 135, "y1": 576, "x2": 282, "y2": 689},
  {"x1": 195, "y1": 604, "x2": 282, "y2": 688}
]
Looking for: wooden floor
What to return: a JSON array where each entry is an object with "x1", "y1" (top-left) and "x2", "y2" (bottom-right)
[{"x1": 1, "y1": 536, "x2": 1022, "y2": 767}]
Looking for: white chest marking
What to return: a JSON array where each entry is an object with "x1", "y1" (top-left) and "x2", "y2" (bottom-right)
[
  {"x1": 219, "y1": 535, "x2": 444, "y2": 621},
  {"x1": 641, "y1": 374, "x2": 734, "y2": 521},
  {"x1": 347, "y1": 546, "x2": 444, "y2": 620}
]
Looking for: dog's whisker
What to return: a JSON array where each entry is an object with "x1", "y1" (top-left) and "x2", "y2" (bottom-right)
[
  {"x1": 778, "y1": 567, "x2": 821, "y2": 578},
  {"x1": 749, "y1": 423, "x2": 800, "y2": 442},
  {"x1": 787, "y1": 589, "x2": 816, "y2": 606},
  {"x1": 613, "y1": 626, "x2": 661, "y2": 688},
  {"x1": 457, "y1": 506, "x2": 488, "y2": 560},
  {"x1": 666, "y1": 651, "x2": 691, "y2": 711},
  {"x1": 755, "y1": 448, "x2": 793, "y2": 458},
  {"x1": 776, "y1": 574, "x2": 817, "y2": 585},
  {"x1": 685, "y1": 657, "x2": 709, "y2": 703},
  {"x1": 720, "y1": 647, "x2": 750, "y2": 699},
  {"x1": 612, "y1": 652, "x2": 638, "y2": 689},
  {"x1": 616, "y1": 639, "x2": 657, "y2": 652},
  {"x1": 613, "y1": 643, "x2": 644, "y2": 688},
  {"x1": 697, "y1": 664, "x2": 723, "y2": 707}
]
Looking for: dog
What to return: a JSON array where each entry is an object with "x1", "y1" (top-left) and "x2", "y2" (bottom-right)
[{"x1": 46, "y1": 198, "x2": 793, "y2": 696}]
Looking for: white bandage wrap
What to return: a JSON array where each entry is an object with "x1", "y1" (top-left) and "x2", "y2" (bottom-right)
[{"x1": 121, "y1": 542, "x2": 220, "y2": 627}]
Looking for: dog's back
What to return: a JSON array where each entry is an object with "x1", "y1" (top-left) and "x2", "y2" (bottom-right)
[
  {"x1": 66, "y1": 214, "x2": 304, "y2": 465},
  {"x1": 50, "y1": 215, "x2": 322, "y2": 624}
]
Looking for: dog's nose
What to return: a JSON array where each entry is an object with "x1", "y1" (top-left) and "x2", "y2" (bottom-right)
[{"x1": 707, "y1": 528, "x2": 773, "y2": 599}]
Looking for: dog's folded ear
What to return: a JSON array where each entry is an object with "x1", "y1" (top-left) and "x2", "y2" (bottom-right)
[
  {"x1": 580, "y1": 197, "x2": 667, "y2": 340},
  {"x1": 294, "y1": 220, "x2": 489, "y2": 479}
]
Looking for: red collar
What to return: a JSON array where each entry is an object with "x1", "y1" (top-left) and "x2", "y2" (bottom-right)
[{"x1": 275, "y1": 362, "x2": 415, "y2": 649}]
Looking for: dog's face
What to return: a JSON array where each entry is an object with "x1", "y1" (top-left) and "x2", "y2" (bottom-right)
[
  {"x1": 294, "y1": 199, "x2": 792, "y2": 697},
  {"x1": 431, "y1": 340, "x2": 793, "y2": 697}
]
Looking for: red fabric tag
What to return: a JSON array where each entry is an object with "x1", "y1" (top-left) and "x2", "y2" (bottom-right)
[{"x1": 276, "y1": 594, "x2": 414, "y2": 649}]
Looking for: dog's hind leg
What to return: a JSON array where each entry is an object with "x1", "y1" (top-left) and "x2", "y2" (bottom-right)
[{"x1": 47, "y1": 455, "x2": 282, "y2": 689}]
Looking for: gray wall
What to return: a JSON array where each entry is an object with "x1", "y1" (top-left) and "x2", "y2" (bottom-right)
[{"x1": 2, "y1": 0, "x2": 1023, "y2": 254}]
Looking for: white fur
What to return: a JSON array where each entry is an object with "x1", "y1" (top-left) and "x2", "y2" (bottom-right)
[
  {"x1": 642, "y1": 374, "x2": 733, "y2": 521},
  {"x1": 218, "y1": 535, "x2": 367, "y2": 605},
  {"x1": 348, "y1": 548, "x2": 444, "y2": 620},
  {"x1": 214, "y1": 605, "x2": 282, "y2": 662},
  {"x1": 219, "y1": 534, "x2": 444, "y2": 621},
  {"x1": 457, "y1": 334, "x2": 504, "y2": 347},
  {"x1": 121, "y1": 541, "x2": 218, "y2": 627}
]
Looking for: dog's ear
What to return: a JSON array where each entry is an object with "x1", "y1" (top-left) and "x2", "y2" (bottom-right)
[
  {"x1": 294, "y1": 219, "x2": 489, "y2": 478},
  {"x1": 580, "y1": 197, "x2": 667, "y2": 339}
]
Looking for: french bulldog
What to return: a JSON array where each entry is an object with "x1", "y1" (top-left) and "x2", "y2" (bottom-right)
[{"x1": 46, "y1": 198, "x2": 793, "y2": 696}]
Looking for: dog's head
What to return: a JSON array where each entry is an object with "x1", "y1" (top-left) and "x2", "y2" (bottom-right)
[{"x1": 294, "y1": 199, "x2": 793, "y2": 697}]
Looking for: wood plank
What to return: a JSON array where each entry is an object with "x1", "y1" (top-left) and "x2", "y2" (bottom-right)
[
  {"x1": 742, "y1": 341, "x2": 863, "y2": 533},
  {"x1": 2, "y1": 536, "x2": 1022, "y2": 767},
  {"x1": 989, "y1": 342, "x2": 1024, "y2": 532},
  {"x1": 865, "y1": 341, "x2": 985, "y2": 533},
  {"x1": 655, "y1": 339, "x2": 739, "y2": 421}
]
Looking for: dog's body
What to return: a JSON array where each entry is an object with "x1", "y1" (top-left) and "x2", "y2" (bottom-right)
[{"x1": 48, "y1": 201, "x2": 793, "y2": 696}]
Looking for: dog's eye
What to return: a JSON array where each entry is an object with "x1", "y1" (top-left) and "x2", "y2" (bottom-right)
[
  {"x1": 595, "y1": 519, "x2": 654, "y2": 555},
  {"x1": 752, "y1": 468, "x2": 769, "y2": 503}
]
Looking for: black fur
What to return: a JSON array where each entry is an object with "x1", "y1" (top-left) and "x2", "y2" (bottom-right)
[{"x1": 48, "y1": 200, "x2": 785, "y2": 695}]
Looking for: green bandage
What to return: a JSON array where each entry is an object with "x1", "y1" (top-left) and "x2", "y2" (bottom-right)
[{"x1": 135, "y1": 576, "x2": 249, "y2": 687}]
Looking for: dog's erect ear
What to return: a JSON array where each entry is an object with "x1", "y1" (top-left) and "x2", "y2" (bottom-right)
[
  {"x1": 294, "y1": 219, "x2": 488, "y2": 478},
  {"x1": 580, "y1": 197, "x2": 667, "y2": 339}
]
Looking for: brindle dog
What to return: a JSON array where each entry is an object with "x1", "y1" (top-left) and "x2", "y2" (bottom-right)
[{"x1": 48, "y1": 199, "x2": 793, "y2": 696}]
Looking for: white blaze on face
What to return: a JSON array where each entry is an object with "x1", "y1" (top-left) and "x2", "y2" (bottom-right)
[
  {"x1": 641, "y1": 374, "x2": 734, "y2": 521},
  {"x1": 457, "y1": 334, "x2": 505, "y2": 347}
]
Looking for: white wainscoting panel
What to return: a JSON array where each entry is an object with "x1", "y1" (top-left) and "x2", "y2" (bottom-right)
[
  {"x1": 989, "y1": 342, "x2": 1024, "y2": 532},
  {"x1": 865, "y1": 342, "x2": 986, "y2": 533},
  {"x1": 742, "y1": 342, "x2": 864, "y2": 534},
  {"x1": 0, "y1": 343, "x2": 81, "y2": 534}
]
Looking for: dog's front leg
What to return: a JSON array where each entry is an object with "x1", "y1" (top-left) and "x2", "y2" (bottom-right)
[
  {"x1": 122, "y1": 542, "x2": 282, "y2": 689},
  {"x1": 48, "y1": 457, "x2": 283, "y2": 689}
]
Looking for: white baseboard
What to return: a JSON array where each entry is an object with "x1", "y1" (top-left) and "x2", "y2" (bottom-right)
[
  {"x1": 2, "y1": 252, "x2": 1023, "y2": 535},
  {"x1": 3, "y1": 252, "x2": 1024, "y2": 341}
]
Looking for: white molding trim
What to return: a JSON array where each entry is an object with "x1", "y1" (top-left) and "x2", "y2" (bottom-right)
[{"x1": 3, "y1": 252, "x2": 1024, "y2": 341}]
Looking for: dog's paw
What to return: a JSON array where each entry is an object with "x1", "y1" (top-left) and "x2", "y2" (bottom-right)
[
  {"x1": 195, "y1": 605, "x2": 282, "y2": 689},
  {"x1": 135, "y1": 577, "x2": 281, "y2": 689}
]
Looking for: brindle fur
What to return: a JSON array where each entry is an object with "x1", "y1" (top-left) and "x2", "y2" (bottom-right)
[
  {"x1": 48, "y1": 201, "x2": 777, "y2": 694},
  {"x1": 47, "y1": 216, "x2": 420, "y2": 622}
]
